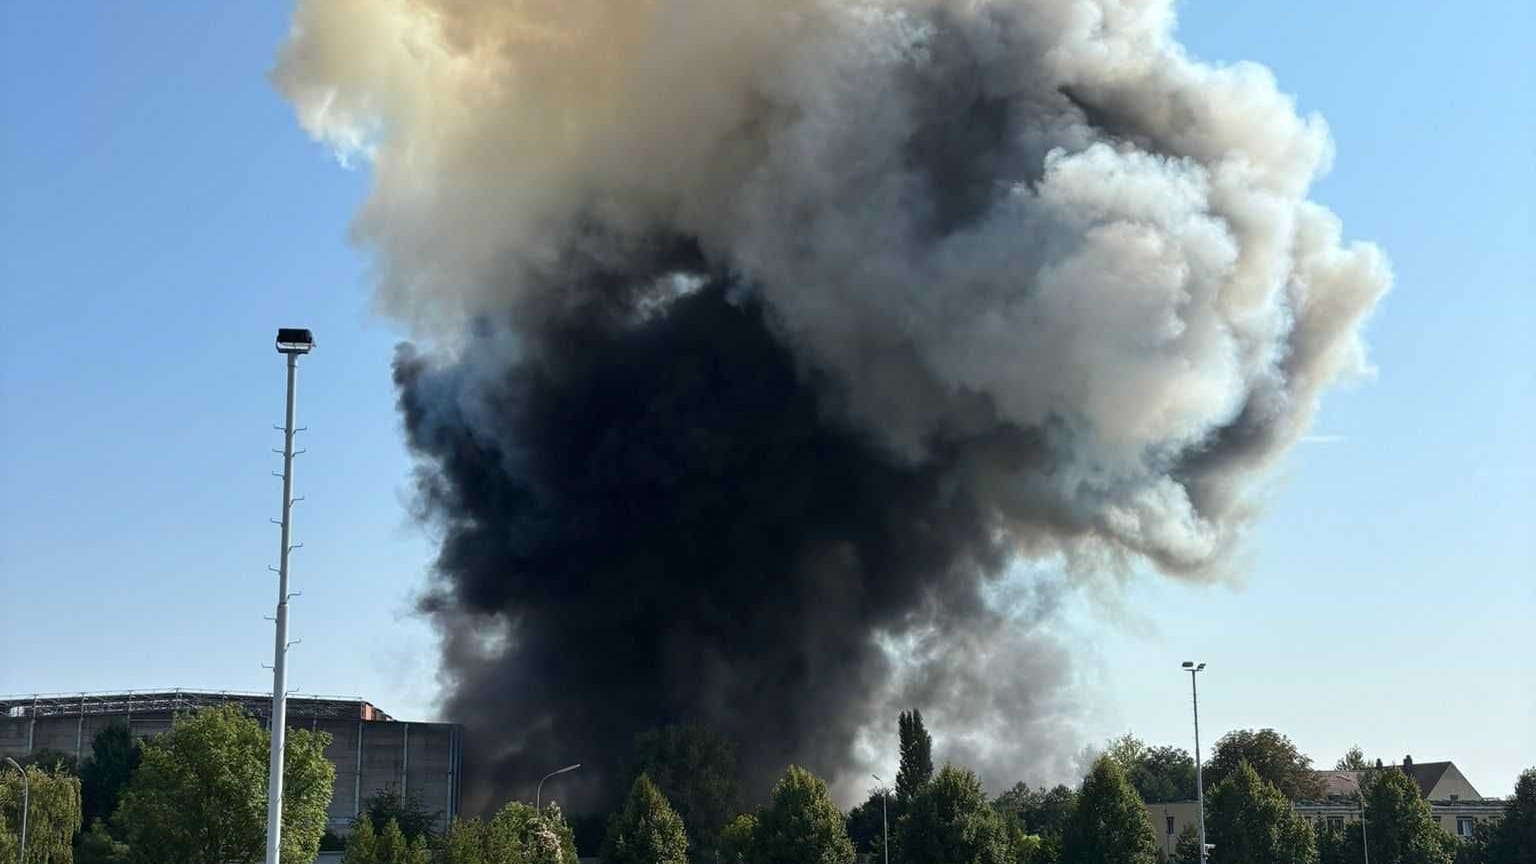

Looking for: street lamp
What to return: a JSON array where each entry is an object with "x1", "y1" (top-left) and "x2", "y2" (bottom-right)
[
  {"x1": 265, "y1": 327, "x2": 315, "y2": 864},
  {"x1": 536, "y1": 764, "x2": 581, "y2": 811},
  {"x1": 1182, "y1": 661, "x2": 1208, "y2": 864},
  {"x1": 3, "y1": 757, "x2": 26, "y2": 864},
  {"x1": 872, "y1": 775, "x2": 889, "y2": 864}
]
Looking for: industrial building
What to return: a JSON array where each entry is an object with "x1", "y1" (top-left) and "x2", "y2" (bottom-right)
[{"x1": 0, "y1": 689, "x2": 462, "y2": 835}]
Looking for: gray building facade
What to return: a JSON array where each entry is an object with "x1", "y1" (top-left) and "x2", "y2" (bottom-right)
[{"x1": 0, "y1": 690, "x2": 462, "y2": 835}]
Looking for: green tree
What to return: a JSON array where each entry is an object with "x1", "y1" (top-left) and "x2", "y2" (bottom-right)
[
  {"x1": 1486, "y1": 768, "x2": 1536, "y2": 864},
  {"x1": 603, "y1": 774, "x2": 690, "y2": 864},
  {"x1": 1171, "y1": 824, "x2": 1201, "y2": 864},
  {"x1": 344, "y1": 817, "x2": 378, "y2": 864},
  {"x1": 1315, "y1": 819, "x2": 1364, "y2": 864},
  {"x1": 993, "y1": 783, "x2": 1076, "y2": 864},
  {"x1": 1205, "y1": 761, "x2": 1317, "y2": 864},
  {"x1": 719, "y1": 814, "x2": 757, "y2": 864},
  {"x1": 1362, "y1": 768, "x2": 1453, "y2": 864},
  {"x1": 438, "y1": 817, "x2": 488, "y2": 864},
  {"x1": 1205, "y1": 730, "x2": 1326, "y2": 801},
  {"x1": 1336, "y1": 746, "x2": 1370, "y2": 772},
  {"x1": 897, "y1": 710, "x2": 935, "y2": 808},
  {"x1": 0, "y1": 764, "x2": 82, "y2": 863},
  {"x1": 748, "y1": 766, "x2": 854, "y2": 864},
  {"x1": 896, "y1": 765, "x2": 1014, "y2": 864},
  {"x1": 75, "y1": 820, "x2": 132, "y2": 864},
  {"x1": 1105, "y1": 735, "x2": 1197, "y2": 804},
  {"x1": 627, "y1": 725, "x2": 737, "y2": 862},
  {"x1": 364, "y1": 785, "x2": 438, "y2": 843},
  {"x1": 19, "y1": 749, "x2": 78, "y2": 775},
  {"x1": 845, "y1": 789, "x2": 886, "y2": 853},
  {"x1": 1061, "y1": 757, "x2": 1156, "y2": 864},
  {"x1": 485, "y1": 801, "x2": 579, "y2": 864},
  {"x1": 114, "y1": 703, "x2": 335, "y2": 864},
  {"x1": 80, "y1": 722, "x2": 142, "y2": 838}
]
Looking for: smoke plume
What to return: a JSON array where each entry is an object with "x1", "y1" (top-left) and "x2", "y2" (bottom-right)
[{"x1": 275, "y1": 0, "x2": 1388, "y2": 809}]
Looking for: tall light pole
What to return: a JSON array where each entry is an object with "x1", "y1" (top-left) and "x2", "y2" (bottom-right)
[
  {"x1": 3, "y1": 757, "x2": 26, "y2": 864},
  {"x1": 872, "y1": 774, "x2": 889, "y2": 864},
  {"x1": 1182, "y1": 661, "x2": 1208, "y2": 864},
  {"x1": 536, "y1": 764, "x2": 581, "y2": 811},
  {"x1": 265, "y1": 328, "x2": 314, "y2": 864}
]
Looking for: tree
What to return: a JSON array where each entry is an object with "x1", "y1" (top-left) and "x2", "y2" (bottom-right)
[
  {"x1": 845, "y1": 789, "x2": 886, "y2": 853},
  {"x1": 1205, "y1": 730, "x2": 1325, "y2": 801},
  {"x1": 19, "y1": 748, "x2": 78, "y2": 775},
  {"x1": 484, "y1": 800, "x2": 579, "y2": 864},
  {"x1": 1336, "y1": 746, "x2": 1370, "y2": 771},
  {"x1": 897, "y1": 710, "x2": 935, "y2": 808},
  {"x1": 344, "y1": 817, "x2": 378, "y2": 864},
  {"x1": 748, "y1": 765, "x2": 854, "y2": 864},
  {"x1": 1061, "y1": 756, "x2": 1156, "y2": 864},
  {"x1": 1171, "y1": 824, "x2": 1201, "y2": 864},
  {"x1": 1205, "y1": 761, "x2": 1317, "y2": 864},
  {"x1": 438, "y1": 818, "x2": 488, "y2": 864},
  {"x1": 0, "y1": 764, "x2": 82, "y2": 863},
  {"x1": 1362, "y1": 768, "x2": 1453, "y2": 864},
  {"x1": 896, "y1": 765, "x2": 1014, "y2": 864},
  {"x1": 364, "y1": 785, "x2": 438, "y2": 843},
  {"x1": 75, "y1": 820, "x2": 131, "y2": 864},
  {"x1": 719, "y1": 814, "x2": 757, "y2": 864},
  {"x1": 345, "y1": 816, "x2": 429, "y2": 864},
  {"x1": 993, "y1": 783, "x2": 1076, "y2": 864},
  {"x1": 1105, "y1": 735, "x2": 1197, "y2": 803},
  {"x1": 1315, "y1": 819, "x2": 1365, "y2": 864},
  {"x1": 627, "y1": 725, "x2": 737, "y2": 862},
  {"x1": 603, "y1": 774, "x2": 690, "y2": 864},
  {"x1": 1486, "y1": 767, "x2": 1536, "y2": 864},
  {"x1": 80, "y1": 722, "x2": 142, "y2": 838},
  {"x1": 115, "y1": 703, "x2": 335, "y2": 864}
]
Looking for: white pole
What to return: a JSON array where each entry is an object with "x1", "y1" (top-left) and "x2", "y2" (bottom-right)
[
  {"x1": 536, "y1": 764, "x2": 581, "y2": 811},
  {"x1": 1187, "y1": 664, "x2": 1208, "y2": 864},
  {"x1": 264, "y1": 350, "x2": 301, "y2": 864},
  {"x1": 4, "y1": 757, "x2": 26, "y2": 864}
]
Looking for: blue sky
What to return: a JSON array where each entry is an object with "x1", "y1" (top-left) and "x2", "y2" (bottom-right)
[{"x1": 1, "y1": 1, "x2": 1531, "y2": 796}]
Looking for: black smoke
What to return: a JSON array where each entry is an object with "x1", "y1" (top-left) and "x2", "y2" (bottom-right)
[{"x1": 398, "y1": 258, "x2": 1040, "y2": 809}]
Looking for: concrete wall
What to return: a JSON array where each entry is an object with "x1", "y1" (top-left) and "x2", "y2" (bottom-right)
[{"x1": 0, "y1": 711, "x2": 462, "y2": 835}]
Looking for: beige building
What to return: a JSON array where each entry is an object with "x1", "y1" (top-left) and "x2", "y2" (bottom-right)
[{"x1": 1143, "y1": 759, "x2": 1504, "y2": 855}]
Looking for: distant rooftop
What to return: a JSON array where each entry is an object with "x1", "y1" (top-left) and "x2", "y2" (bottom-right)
[{"x1": 0, "y1": 689, "x2": 393, "y2": 722}]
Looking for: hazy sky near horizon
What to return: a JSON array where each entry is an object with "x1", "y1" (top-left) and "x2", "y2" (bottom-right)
[{"x1": 1, "y1": 1, "x2": 1531, "y2": 797}]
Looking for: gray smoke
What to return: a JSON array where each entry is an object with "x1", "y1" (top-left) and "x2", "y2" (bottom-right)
[{"x1": 276, "y1": 0, "x2": 1387, "y2": 810}]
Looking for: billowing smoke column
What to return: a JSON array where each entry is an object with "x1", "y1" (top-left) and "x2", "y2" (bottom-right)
[{"x1": 276, "y1": 0, "x2": 1388, "y2": 809}]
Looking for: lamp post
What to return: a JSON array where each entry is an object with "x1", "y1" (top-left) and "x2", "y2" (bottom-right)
[
  {"x1": 872, "y1": 774, "x2": 889, "y2": 864},
  {"x1": 3, "y1": 756, "x2": 26, "y2": 864},
  {"x1": 536, "y1": 764, "x2": 581, "y2": 811},
  {"x1": 1182, "y1": 661, "x2": 1208, "y2": 864},
  {"x1": 265, "y1": 327, "x2": 314, "y2": 864}
]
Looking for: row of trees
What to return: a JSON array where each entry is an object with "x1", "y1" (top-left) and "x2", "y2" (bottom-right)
[{"x1": 0, "y1": 704, "x2": 336, "y2": 863}]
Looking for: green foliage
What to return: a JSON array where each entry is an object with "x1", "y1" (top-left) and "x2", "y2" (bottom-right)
[
  {"x1": 345, "y1": 816, "x2": 378, "y2": 864},
  {"x1": 1454, "y1": 819, "x2": 1494, "y2": 864},
  {"x1": 1205, "y1": 730, "x2": 1325, "y2": 801},
  {"x1": 1486, "y1": 767, "x2": 1536, "y2": 864},
  {"x1": 480, "y1": 800, "x2": 579, "y2": 864},
  {"x1": 602, "y1": 774, "x2": 690, "y2": 864},
  {"x1": 1205, "y1": 761, "x2": 1317, "y2": 864},
  {"x1": 20, "y1": 748, "x2": 79, "y2": 775},
  {"x1": 75, "y1": 820, "x2": 132, "y2": 864},
  {"x1": 896, "y1": 765, "x2": 1014, "y2": 864},
  {"x1": 627, "y1": 725, "x2": 737, "y2": 862},
  {"x1": 897, "y1": 710, "x2": 935, "y2": 808},
  {"x1": 993, "y1": 783, "x2": 1077, "y2": 864},
  {"x1": 438, "y1": 818, "x2": 488, "y2": 864},
  {"x1": 364, "y1": 785, "x2": 438, "y2": 843},
  {"x1": 80, "y1": 723, "x2": 142, "y2": 839},
  {"x1": 1336, "y1": 746, "x2": 1370, "y2": 772},
  {"x1": 1315, "y1": 819, "x2": 1364, "y2": 864},
  {"x1": 1105, "y1": 735, "x2": 1197, "y2": 804},
  {"x1": 748, "y1": 765, "x2": 854, "y2": 864},
  {"x1": 845, "y1": 789, "x2": 886, "y2": 853},
  {"x1": 114, "y1": 703, "x2": 335, "y2": 864},
  {"x1": 1061, "y1": 757, "x2": 1157, "y2": 864},
  {"x1": 1363, "y1": 768, "x2": 1453, "y2": 864},
  {"x1": 0, "y1": 763, "x2": 82, "y2": 863},
  {"x1": 719, "y1": 814, "x2": 757, "y2": 864},
  {"x1": 1171, "y1": 824, "x2": 1201, "y2": 864}
]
